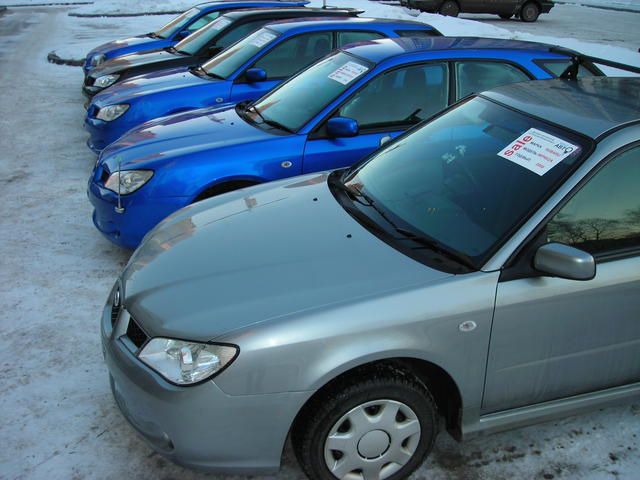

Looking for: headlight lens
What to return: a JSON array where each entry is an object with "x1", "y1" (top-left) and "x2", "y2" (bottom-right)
[
  {"x1": 104, "y1": 170, "x2": 153, "y2": 195},
  {"x1": 138, "y1": 338, "x2": 238, "y2": 385},
  {"x1": 96, "y1": 104, "x2": 129, "y2": 121},
  {"x1": 94, "y1": 74, "x2": 120, "y2": 88},
  {"x1": 91, "y1": 54, "x2": 106, "y2": 66}
]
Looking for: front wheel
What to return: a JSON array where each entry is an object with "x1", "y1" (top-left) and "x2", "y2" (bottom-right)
[
  {"x1": 293, "y1": 370, "x2": 439, "y2": 480},
  {"x1": 520, "y1": 1, "x2": 540, "y2": 22},
  {"x1": 439, "y1": 0, "x2": 460, "y2": 17}
]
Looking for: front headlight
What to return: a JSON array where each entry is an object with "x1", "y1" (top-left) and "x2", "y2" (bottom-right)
[
  {"x1": 94, "y1": 74, "x2": 120, "y2": 88},
  {"x1": 104, "y1": 170, "x2": 153, "y2": 195},
  {"x1": 138, "y1": 338, "x2": 238, "y2": 385},
  {"x1": 91, "y1": 54, "x2": 106, "y2": 66},
  {"x1": 96, "y1": 104, "x2": 129, "y2": 121}
]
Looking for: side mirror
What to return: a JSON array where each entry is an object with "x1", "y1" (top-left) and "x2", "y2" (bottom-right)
[
  {"x1": 533, "y1": 243, "x2": 596, "y2": 281},
  {"x1": 176, "y1": 29, "x2": 190, "y2": 40},
  {"x1": 327, "y1": 117, "x2": 359, "y2": 138},
  {"x1": 244, "y1": 67, "x2": 267, "y2": 83}
]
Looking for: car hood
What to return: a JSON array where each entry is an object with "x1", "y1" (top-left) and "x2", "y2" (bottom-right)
[
  {"x1": 122, "y1": 174, "x2": 452, "y2": 342},
  {"x1": 90, "y1": 49, "x2": 183, "y2": 77},
  {"x1": 100, "y1": 105, "x2": 276, "y2": 169},
  {"x1": 92, "y1": 67, "x2": 217, "y2": 107},
  {"x1": 89, "y1": 36, "x2": 170, "y2": 58}
]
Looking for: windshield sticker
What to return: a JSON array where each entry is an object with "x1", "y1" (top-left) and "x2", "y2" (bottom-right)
[
  {"x1": 251, "y1": 31, "x2": 277, "y2": 48},
  {"x1": 210, "y1": 17, "x2": 232, "y2": 31},
  {"x1": 328, "y1": 62, "x2": 369, "y2": 85},
  {"x1": 497, "y1": 128, "x2": 579, "y2": 176}
]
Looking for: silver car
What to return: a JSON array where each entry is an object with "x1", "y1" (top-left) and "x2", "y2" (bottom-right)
[{"x1": 101, "y1": 76, "x2": 640, "y2": 480}]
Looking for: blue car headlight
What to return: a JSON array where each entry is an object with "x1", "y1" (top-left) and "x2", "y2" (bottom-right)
[
  {"x1": 94, "y1": 74, "x2": 120, "y2": 89},
  {"x1": 138, "y1": 338, "x2": 238, "y2": 385},
  {"x1": 90, "y1": 54, "x2": 106, "y2": 66},
  {"x1": 104, "y1": 170, "x2": 153, "y2": 195},
  {"x1": 96, "y1": 104, "x2": 129, "y2": 121}
]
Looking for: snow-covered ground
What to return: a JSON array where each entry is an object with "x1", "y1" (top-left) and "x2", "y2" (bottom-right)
[
  {"x1": 1, "y1": 2, "x2": 640, "y2": 480},
  {"x1": 559, "y1": 0, "x2": 640, "y2": 13}
]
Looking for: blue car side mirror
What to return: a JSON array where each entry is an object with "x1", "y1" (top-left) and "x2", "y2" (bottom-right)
[
  {"x1": 245, "y1": 68, "x2": 267, "y2": 83},
  {"x1": 327, "y1": 117, "x2": 359, "y2": 138}
]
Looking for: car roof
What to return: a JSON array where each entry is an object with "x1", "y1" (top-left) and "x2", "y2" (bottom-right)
[
  {"x1": 196, "y1": 0, "x2": 308, "y2": 9},
  {"x1": 266, "y1": 16, "x2": 435, "y2": 33},
  {"x1": 482, "y1": 77, "x2": 640, "y2": 140},
  {"x1": 222, "y1": 7, "x2": 360, "y2": 19},
  {"x1": 342, "y1": 36, "x2": 567, "y2": 64}
]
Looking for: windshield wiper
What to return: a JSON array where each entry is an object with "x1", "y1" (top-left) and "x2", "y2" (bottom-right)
[
  {"x1": 246, "y1": 105, "x2": 294, "y2": 133},
  {"x1": 191, "y1": 65, "x2": 222, "y2": 79}
]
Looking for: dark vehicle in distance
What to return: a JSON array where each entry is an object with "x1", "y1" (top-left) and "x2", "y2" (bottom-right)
[{"x1": 400, "y1": 0, "x2": 554, "y2": 22}]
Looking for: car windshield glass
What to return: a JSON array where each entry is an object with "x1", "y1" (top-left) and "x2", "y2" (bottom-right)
[
  {"x1": 175, "y1": 15, "x2": 234, "y2": 55},
  {"x1": 250, "y1": 52, "x2": 373, "y2": 132},
  {"x1": 154, "y1": 8, "x2": 201, "y2": 39},
  {"x1": 343, "y1": 97, "x2": 590, "y2": 268},
  {"x1": 202, "y1": 28, "x2": 281, "y2": 79}
]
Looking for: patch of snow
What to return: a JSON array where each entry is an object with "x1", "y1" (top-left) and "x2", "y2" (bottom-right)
[{"x1": 558, "y1": 0, "x2": 640, "y2": 12}]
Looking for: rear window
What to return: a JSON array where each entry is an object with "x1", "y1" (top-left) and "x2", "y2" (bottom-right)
[{"x1": 536, "y1": 59, "x2": 596, "y2": 77}]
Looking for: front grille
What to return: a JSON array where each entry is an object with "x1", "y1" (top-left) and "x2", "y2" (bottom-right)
[
  {"x1": 126, "y1": 317, "x2": 149, "y2": 349},
  {"x1": 111, "y1": 302, "x2": 121, "y2": 326},
  {"x1": 85, "y1": 76, "x2": 95, "y2": 87}
]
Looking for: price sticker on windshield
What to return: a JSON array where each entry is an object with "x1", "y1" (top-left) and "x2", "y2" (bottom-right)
[
  {"x1": 498, "y1": 128, "x2": 579, "y2": 176},
  {"x1": 251, "y1": 31, "x2": 277, "y2": 48},
  {"x1": 328, "y1": 61, "x2": 369, "y2": 85},
  {"x1": 210, "y1": 17, "x2": 232, "y2": 30}
]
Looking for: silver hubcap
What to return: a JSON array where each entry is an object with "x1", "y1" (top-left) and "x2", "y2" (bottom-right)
[{"x1": 323, "y1": 399, "x2": 421, "y2": 480}]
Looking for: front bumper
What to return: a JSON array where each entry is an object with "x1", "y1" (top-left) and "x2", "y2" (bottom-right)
[
  {"x1": 101, "y1": 295, "x2": 309, "y2": 474},
  {"x1": 87, "y1": 179, "x2": 188, "y2": 249}
]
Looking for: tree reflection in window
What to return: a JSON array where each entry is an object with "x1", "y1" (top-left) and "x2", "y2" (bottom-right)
[{"x1": 547, "y1": 146, "x2": 640, "y2": 256}]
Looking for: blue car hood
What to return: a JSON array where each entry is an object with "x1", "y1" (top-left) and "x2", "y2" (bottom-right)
[
  {"x1": 101, "y1": 106, "x2": 276, "y2": 169},
  {"x1": 89, "y1": 36, "x2": 171, "y2": 58},
  {"x1": 90, "y1": 49, "x2": 179, "y2": 78},
  {"x1": 92, "y1": 68, "x2": 216, "y2": 107},
  {"x1": 122, "y1": 174, "x2": 452, "y2": 341}
]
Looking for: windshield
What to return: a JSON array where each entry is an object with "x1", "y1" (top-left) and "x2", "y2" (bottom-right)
[
  {"x1": 203, "y1": 28, "x2": 281, "y2": 79},
  {"x1": 251, "y1": 52, "x2": 373, "y2": 132},
  {"x1": 154, "y1": 8, "x2": 200, "y2": 39},
  {"x1": 175, "y1": 15, "x2": 234, "y2": 55},
  {"x1": 342, "y1": 97, "x2": 590, "y2": 268}
]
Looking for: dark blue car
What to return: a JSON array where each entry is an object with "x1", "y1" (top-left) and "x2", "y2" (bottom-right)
[
  {"x1": 83, "y1": 0, "x2": 309, "y2": 76},
  {"x1": 88, "y1": 37, "x2": 602, "y2": 248},
  {"x1": 85, "y1": 17, "x2": 441, "y2": 152}
]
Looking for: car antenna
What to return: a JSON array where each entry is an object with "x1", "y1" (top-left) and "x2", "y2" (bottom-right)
[{"x1": 115, "y1": 155, "x2": 124, "y2": 214}]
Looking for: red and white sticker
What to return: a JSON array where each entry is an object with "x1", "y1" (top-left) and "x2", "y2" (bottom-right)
[
  {"x1": 498, "y1": 128, "x2": 579, "y2": 176},
  {"x1": 251, "y1": 31, "x2": 277, "y2": 48},
  {"x1": 328, "y1": 61, "x2": 369, "y2": 85}
]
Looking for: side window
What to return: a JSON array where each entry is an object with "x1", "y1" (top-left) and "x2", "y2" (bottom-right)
[
  {"x1": 547, "y1": 146, "x2": 640, "y2": 257},
  {"x1": 536, "y1": 59, "x2": 595, "y2": 78},
  {"x1": 217, "y1": 20, "x2": 269, "y2": 50},
  {"x1": 254, "y1": 32, "x2": 332, "y2": 79},
  {"x1": 455, "y1": 61, "x2": 530, "y2": 100},
  {"x1": 395, "y1": 30, "x2": 440, "y2": 38},
  {"x1": 186, "y1": 12, "x2": 221, "y2": 33},
  {"x1": 337, "y1": 31, "x2": 385, "y2": 48},
  {"x1": 337, "y1": 63, "x2": 449, "y2": 130}
]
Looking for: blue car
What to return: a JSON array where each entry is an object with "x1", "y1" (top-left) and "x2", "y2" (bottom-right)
[
  {"x1": 85, "y1": 18, "x2": 441, "y2": 152},
  {"x1": 83, "y1": 0, "x2": 309, "y2": 76},
  {"x1": 88, "y1": 37, "x2": 603, "y2": 248}
]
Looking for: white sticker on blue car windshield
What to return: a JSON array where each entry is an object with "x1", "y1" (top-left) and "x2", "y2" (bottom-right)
[
  {"x1": 210, "y1": 17, "x2": 232, "y2": 30},
  {"x1": 497, "y1": 128, "x2": 579, "y2": 176},
  {"x1": 328, "y1": 61, "x2": 369, "y2": 85},
  {"x1": 251, "y1": 31, "x2": 277, "y2": 48}
]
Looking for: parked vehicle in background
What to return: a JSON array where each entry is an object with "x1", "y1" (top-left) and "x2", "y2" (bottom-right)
[
  {"x1": 84, "y1": 17, "x2": 441, "y2": 152},
  {"x1": 88, "y1": 37, "x2": 604, "y2": 248},
  {"x1": 400, "y1": 0, "x2": 554, "y2": 22},
  {"x1": 82, "y1": 7, "x2": 362, "y2": 98},
  {"x1": 101, "y1": 76, "x2": 640, "y2": 479},
  {"x1": 83, "y1": 0, "x2": 310, "y2": 76}
]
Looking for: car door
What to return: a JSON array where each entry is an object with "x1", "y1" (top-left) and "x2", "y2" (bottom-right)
[
  {"x1": 302, "y1": 62, "x2": 450, "y2": 173},
  {"x1": 230, "y1": 31, "x2": 333, "y2": 104},
  {"x1": 483, "y1": 145, "x2": 640, "y2": 413}
]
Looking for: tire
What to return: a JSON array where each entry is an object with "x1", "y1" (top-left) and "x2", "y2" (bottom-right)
[
  {"x1": 293, "y1": 368, "x2": 439, "y2": 480},
  {"x1": 438, "y1": 0, "x2": 460, "y2": 17},
  {"x1": 520, "y1": 1, "x2": 540, "y2": 22},
  {"x1": 499, "y1": 13, "x2": 512, "y2": 19}
]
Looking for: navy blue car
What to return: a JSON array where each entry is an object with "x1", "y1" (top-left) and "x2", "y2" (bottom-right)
[
  {"x1": 83, "y1": 1, "x2": 309, "y2": 76},
  {"x1": 88, "y1": 37, "x2": 603, "y2": 248},
  {"x1": 85, "y1": 17, "x2": 441, "y2": 152},
  {"x1": 83, "y1": 7, "x2": 361, "y2": 98}
]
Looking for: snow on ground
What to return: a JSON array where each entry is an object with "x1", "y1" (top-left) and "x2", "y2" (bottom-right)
[
  {"x1": 1, "y1": 3, "x2": 640, "y2": 480},
  {"x1": 559, "y1": 0, "x2": 640, "y2": 13}
]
